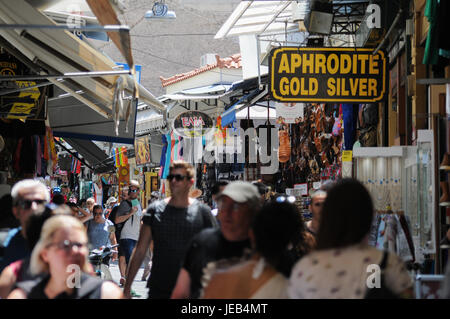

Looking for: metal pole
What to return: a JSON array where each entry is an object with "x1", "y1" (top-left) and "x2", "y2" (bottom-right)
[
  {"x1": 373, "y1": 9, "x2": 403, "y2": 55},
  {"x1": 0, "y1": 70, "x2": 131, "y2": 81},
  {"x1": 0, "y1": 24, "x2": 130, "y2": 32}
]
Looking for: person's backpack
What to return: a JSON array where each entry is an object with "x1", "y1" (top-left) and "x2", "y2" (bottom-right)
[{"x1": 107, "y1": 205, "x2": 124, "y2": 237}]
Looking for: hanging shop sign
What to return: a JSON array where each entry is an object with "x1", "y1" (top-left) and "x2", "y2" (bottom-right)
[
  {"x1": 269, "y1": 47, "x2": 387, "y2": 103},
  {"x1": 173, "y1": 111, "x2": 214, "y2": 138}
]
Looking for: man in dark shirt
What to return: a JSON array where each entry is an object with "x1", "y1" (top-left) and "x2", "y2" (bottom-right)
[
  {"x1": 0, "y1": 179, "x2": 50, "y2": 273},
  {"x1": 123, "y1": 160, "x2": 216, "y2": 299},
  {"x1": 171, "y1": 181, "x2": 261, "y2": 299}
]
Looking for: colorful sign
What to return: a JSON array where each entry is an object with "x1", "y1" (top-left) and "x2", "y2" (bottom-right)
[
  {"x1": 135, "y1": 135, "x2": 151, "y2": 165},
  {"x1": 269, "y1": 47, "x2": 387, "y2": 103}
]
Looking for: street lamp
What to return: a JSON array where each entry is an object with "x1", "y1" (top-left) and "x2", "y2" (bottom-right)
[{"x1": 145, "y1": 1, "x2": 176, "y2": 20}]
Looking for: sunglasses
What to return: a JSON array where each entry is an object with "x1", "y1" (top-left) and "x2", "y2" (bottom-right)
[
  {"x1": 167, "y1": 174, "x2": 188, "y2": 182},
  {"x1": 46, "y1": 240, "x2": 87, "y2": 253},
  {"x1": 16, "y1": 199, "x2": 47, "y2": 209},
  {"x1": 275, "y1": 196, "x2": 296, "y2": 204},
  {"x1": 129, "y1": 189, "x2": 139, "y2": 193}
]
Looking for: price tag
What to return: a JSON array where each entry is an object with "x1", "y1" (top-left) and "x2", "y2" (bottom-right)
[
  {"x1": 342, "y1": 150, "x2": 353, "y2": 162},
  {"x1": 294, "y1": 183, "x2": 308, "y2": 196}
]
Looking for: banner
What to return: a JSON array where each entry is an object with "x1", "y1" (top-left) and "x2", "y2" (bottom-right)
[
  {"x1": 269, "y1": 47, "x2": 387, "y2": 103},
  {"x1": 0, "y1": 53, "x2": 46, "y2": 119}
]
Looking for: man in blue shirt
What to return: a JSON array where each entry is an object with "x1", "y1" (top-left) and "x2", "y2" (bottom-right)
[{"x1": 0, "y1": 179, "x2": 50, "y2": 273}]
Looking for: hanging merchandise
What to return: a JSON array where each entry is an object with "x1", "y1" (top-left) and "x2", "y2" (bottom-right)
[
  {"x1": 278, "y1": 127, "x2": 291, "y2": 163},
  {"x1": 71, "y1": 156, "x2": 81, "y2": 174}
]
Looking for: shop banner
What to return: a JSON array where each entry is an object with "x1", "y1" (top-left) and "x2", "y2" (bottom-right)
[
  {"x1": 135, "y1": 135, "x2": 151, "y2": 166},
  {"x1": 269, "y1": 47, "x2": 387, "y2": 103}
]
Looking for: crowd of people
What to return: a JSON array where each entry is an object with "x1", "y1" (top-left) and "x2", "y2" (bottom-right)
[{"x1": 1, "y1": 160, "x2": 450, "y2": 299}]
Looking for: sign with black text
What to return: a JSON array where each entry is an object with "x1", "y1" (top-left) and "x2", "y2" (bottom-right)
[{"x1": 269, "y1": 47, "x2": 387, "y2": 103}]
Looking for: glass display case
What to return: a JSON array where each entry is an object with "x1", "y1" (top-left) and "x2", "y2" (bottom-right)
[
  {"x1": 404, "y1": 132, "x2": 436, "y2": 260},
  {"x1": 353, "y1": 130, "x2": 436, "y2": 262}
]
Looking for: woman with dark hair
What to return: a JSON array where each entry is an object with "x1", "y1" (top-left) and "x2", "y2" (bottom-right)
[
  {"x1": 202, "y1": 200, "x2": 311, "y2": 299},
  {"x1": 288, "y1": 179, "x2": 413, "y2": 299}
]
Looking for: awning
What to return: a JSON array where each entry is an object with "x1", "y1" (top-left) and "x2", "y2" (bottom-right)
[
  {"x1": 0, "y1": 0, "x2": 166, "y2": 137},
  {"x1": 215, "y1": 1, "x2": 307, "y2": 39},
  {"x1": 221, "y1": 89, "x2": 262, "y2": 127},
  {"x1": 57, "y1": 138, "x2": 115, "y2": 174},
  {"x1": 49, "y1": 86, "x2": 137, "y2": 144},
  {"x1": 135, "y1": 109, "x2": 165, "y2": 136},
  {"x1": 236, "y1": 105, "x2": 276, "y2": 120},
  {"x1": 161, "y1": 84, "x2": 233, "y2": 101}
]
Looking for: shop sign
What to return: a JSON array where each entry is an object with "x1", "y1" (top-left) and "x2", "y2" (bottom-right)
[
  {"x1": 269, "y1": 47, "x2": 387, "y2": 103},
  {"x1": 173, "y1": 111, "x2": 214, "y2": 138},
  {"x1": 342, "y1": 150, "x2": 353, "y2": 162},
  {"x1": 0, "y1": 53, "x2": 45, "y2": 119}
]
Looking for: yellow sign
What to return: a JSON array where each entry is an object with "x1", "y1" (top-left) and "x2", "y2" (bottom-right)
[
  {"x1": 270, "y1": 47, "x2": 387, "y2": 103},
  {"x1": 342, "y1": 151, "x2": 353, "y2": 162}
]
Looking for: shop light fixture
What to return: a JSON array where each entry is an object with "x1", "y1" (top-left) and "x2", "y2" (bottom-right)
[{"x1": 145, "y1": 1, "x2": 176, "y2": 20}]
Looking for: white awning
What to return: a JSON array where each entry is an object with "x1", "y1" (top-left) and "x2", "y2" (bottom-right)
[
  {"x1": 161, "y1": 84, "x2": 233, "y2": 101},
  {"x1": 215, "y1": 1, "x2": 309, "y2": 39},
  {"x1": 236, "y1": 105, "x2": 275, "y2": 120}
]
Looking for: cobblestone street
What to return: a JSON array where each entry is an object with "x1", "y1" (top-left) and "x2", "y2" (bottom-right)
[{"x1": 109, "y1": 261, "x2": 149, "y2": 299}]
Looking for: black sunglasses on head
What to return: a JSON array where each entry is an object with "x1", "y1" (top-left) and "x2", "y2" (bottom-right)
[
  {"x1": 16, "y1": 199, "x2": 47, "y2": 209},
  {"x1": 167, "y1": 174, "x2": 188, "y2": 182}
]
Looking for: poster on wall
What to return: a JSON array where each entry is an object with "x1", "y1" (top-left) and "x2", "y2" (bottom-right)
[
  {"x1": 135, "y1": 135, "x2": 151, "y2": 166},
  {"x1": 275, "y1": 102, "x2": 304, "y2": 124}
]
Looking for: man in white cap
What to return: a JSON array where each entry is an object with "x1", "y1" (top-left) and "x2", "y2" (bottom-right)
[{"x1": 171, "y1": 181, "x2": 261, "y2": 299}]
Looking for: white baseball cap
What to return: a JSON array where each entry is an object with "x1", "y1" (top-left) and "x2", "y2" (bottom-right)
[{"x1": 219, "y1": 181, "x2": 260, "y2": 204}]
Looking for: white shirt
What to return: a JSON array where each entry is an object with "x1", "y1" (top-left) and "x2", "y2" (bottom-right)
[{"x1": 288, "y1": 244, "x2": 413, "y2": 299}]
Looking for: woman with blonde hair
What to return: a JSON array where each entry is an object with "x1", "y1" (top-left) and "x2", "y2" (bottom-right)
[{"x1": 7, "y1": 215, "x2": 123, "y2": 299}]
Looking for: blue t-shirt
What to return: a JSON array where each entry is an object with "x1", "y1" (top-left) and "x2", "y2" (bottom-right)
[
  {"x1": 86, "y1": 219, "x2": 114, "y2": 250},
  {"x1": 0, "y1": 227, "x2": 30, "y2": 273}
]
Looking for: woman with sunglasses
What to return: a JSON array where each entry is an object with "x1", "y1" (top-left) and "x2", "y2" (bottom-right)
[{"x1": 7, "y1": 215, "x2": 123, "y2": 299}]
